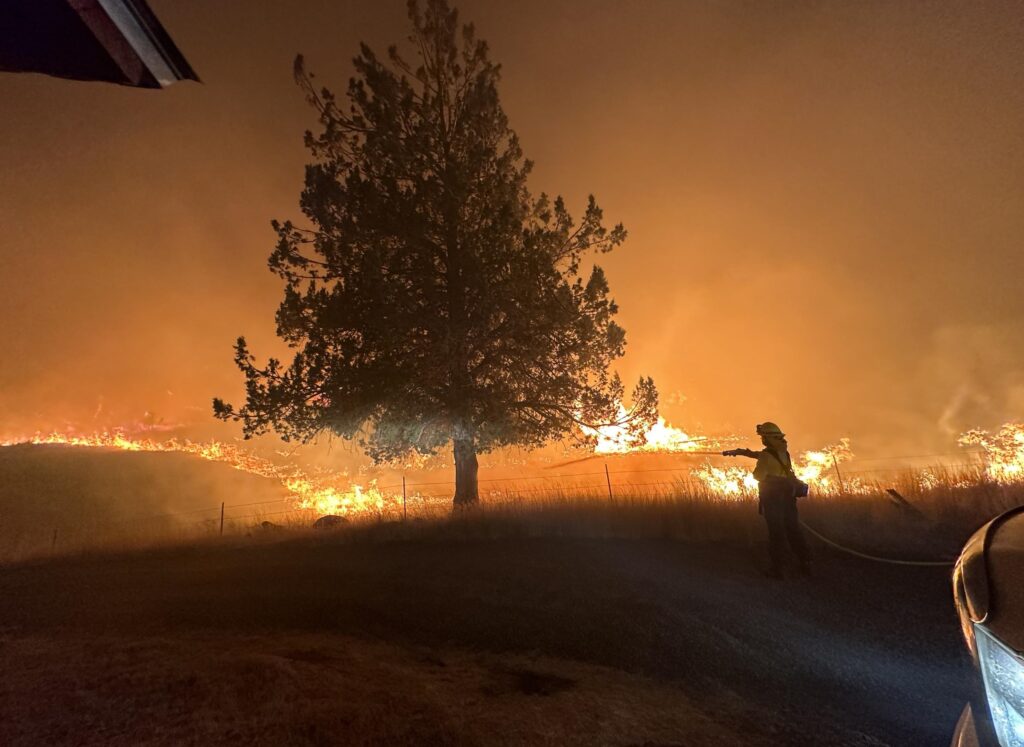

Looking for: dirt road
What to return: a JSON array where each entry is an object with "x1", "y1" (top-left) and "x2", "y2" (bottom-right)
[{"x1": 0, "y1": 536, "x2": 969, "y2": 745}]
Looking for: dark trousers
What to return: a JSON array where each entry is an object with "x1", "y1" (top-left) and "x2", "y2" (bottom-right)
[{"x1": 762, "y1": 493, "x2": 810, "y2": 570}]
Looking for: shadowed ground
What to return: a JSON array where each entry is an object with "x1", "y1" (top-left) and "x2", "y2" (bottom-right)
[{"x1": 0, "y1": 536, "x2": 969, "y2": 745}]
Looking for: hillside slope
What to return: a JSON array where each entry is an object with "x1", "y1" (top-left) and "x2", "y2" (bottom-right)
[{"x1": 0, "y1": 445, "x2": 289, "y2": 560}]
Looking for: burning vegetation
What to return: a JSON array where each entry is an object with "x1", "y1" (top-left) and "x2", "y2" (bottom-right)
[
  {"x1": 4, "y1": 419, "x2": 1024, "y2": 523},
  {"x1": 959, "y1": 423, "x2": 1024, "y2": 483},
  {"x1": 0, "y1": 430, "x2": 399, "y2": 517}
]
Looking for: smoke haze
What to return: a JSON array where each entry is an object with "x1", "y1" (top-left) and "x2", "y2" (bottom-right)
[{"x1": 2, "y1": 0, "x2": 1024, "y2": 457}]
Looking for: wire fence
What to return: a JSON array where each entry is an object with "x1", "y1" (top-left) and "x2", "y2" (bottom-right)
[
  {"x1": 0, "y1": 439, "x2": 1003, "y2": 563},
  {"x1": 2, "y1": 445, "x2": 1006, "y2": 567},
  {"x1": 28, "y1": 455, "x2": 992, "y2": 539}
]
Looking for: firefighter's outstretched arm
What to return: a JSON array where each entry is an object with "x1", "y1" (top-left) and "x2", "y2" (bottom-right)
[{"x1": 722, "y1": 448, "x2": 760, "y2": 458}]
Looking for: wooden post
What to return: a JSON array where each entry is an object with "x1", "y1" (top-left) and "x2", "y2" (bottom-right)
[
  {"x1": 605, "y1": 463, "x2": 614, "y2": 501},
  {"x1": 219, "y1": 501, "x2": 225, "y2": 536},
  {"x1": 831, "y1": 453, "x2": 846, "y2": 494},
  {"x1": 402, "y1": 475, "x2": 407, "y2": 521}
]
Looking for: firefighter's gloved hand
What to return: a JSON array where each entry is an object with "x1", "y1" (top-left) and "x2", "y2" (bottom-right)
[{"x1": 722, "y1": 449, "x2": 740, "y2": 457}]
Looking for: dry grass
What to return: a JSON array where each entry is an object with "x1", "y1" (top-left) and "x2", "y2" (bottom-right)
[
  {"x1": 2, "y1": 444, "x2": 1021, "y2": 566},
  {"x1": 307, "y1": 472, "x2": 1023, "y2": 564}
]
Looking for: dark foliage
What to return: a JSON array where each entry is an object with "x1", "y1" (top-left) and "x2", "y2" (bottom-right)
[{"x1": 214, "y1": 0, "x2": 656, "y2": 504}]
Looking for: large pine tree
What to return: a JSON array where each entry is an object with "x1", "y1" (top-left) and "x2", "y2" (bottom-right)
[{"x1": 214, "y1": 0, "x2": 657, "y2": 506}]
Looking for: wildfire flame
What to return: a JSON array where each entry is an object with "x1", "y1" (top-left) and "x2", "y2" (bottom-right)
[
  {"x1": 690, "y1": 464, "x2": 759, "y2": 497},
  {"x1": 582, "y1": 407, "x2": 715, "y2": 454},
  {"x1": 580, "y1": 400, "x2": 858, "y2": 496},
  {"x1": 689, "y1": 440, "x2": 855, "y2": 497},
  {"x1": 959, "y1": 423, "x2": 1024, "y2": 483},
  {"x1": 793, "y1": 439, "x2": 854, "y2": 491},
  {"x1": 0, "y1": 431, "x2": 404, "y2": 517},
  {"x1": 12, "y1": 417, "x2": 974, "y2": 515}
]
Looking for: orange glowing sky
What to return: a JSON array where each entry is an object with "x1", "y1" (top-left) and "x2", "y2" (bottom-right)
[{"x1": 2, "y1": 1, "x2": 1024, "y2": 455}]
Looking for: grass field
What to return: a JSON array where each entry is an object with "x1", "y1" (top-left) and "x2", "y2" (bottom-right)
[
  {"x1": 0, "y1": 444, "x2": 1013, "y2": 745},
  {"x1": 3, "y1": 443, "x2": 1020, "y2": 564}
]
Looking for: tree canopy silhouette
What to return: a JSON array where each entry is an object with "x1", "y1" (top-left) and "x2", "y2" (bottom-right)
[{"x1": 213, "y1": 0, "x2": 657, "y2": 506}]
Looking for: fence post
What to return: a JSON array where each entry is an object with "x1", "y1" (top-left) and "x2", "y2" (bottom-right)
[
  {"x1": 402, "y1": 475, "x2": 407, "y2": 521},
  {"x1": 831, "y1": 453, "x2": 847, "y2": 494},
  {"x1": 605, "y1": 463, "x2": 614, "y2": 501},
  {"x1": 219, "y1": 501, "x2": 225, "y2": 536}
]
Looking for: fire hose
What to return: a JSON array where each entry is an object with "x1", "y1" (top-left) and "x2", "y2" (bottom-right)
[
  {"x1": 549, "y1": 447, "x2": 959, "y2": 566},
  {"x1": 799, "y1": 520, "x2": 956, "y2": 567},
  {"x1": 714, "y1": 448, "x2": 958, "y2": 567}
]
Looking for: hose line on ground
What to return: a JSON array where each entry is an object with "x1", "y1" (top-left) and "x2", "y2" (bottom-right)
[{"x1": 799, "y1": 521, "x2": 956, "y2": 567}]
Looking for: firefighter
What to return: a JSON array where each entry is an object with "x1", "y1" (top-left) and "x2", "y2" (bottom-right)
[{"x1": 723, "y1": 422, "x2": 811, "y2": 578}]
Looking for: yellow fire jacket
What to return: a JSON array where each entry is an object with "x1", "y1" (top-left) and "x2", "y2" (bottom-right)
[{"x1": 732, "y1": 447, "x2": 795, "y2": 483}]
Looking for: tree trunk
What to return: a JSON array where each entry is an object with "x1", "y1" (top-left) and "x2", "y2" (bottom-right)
[{"x1": 453, "y1": 437, "x2": 479, "y2": 507}]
